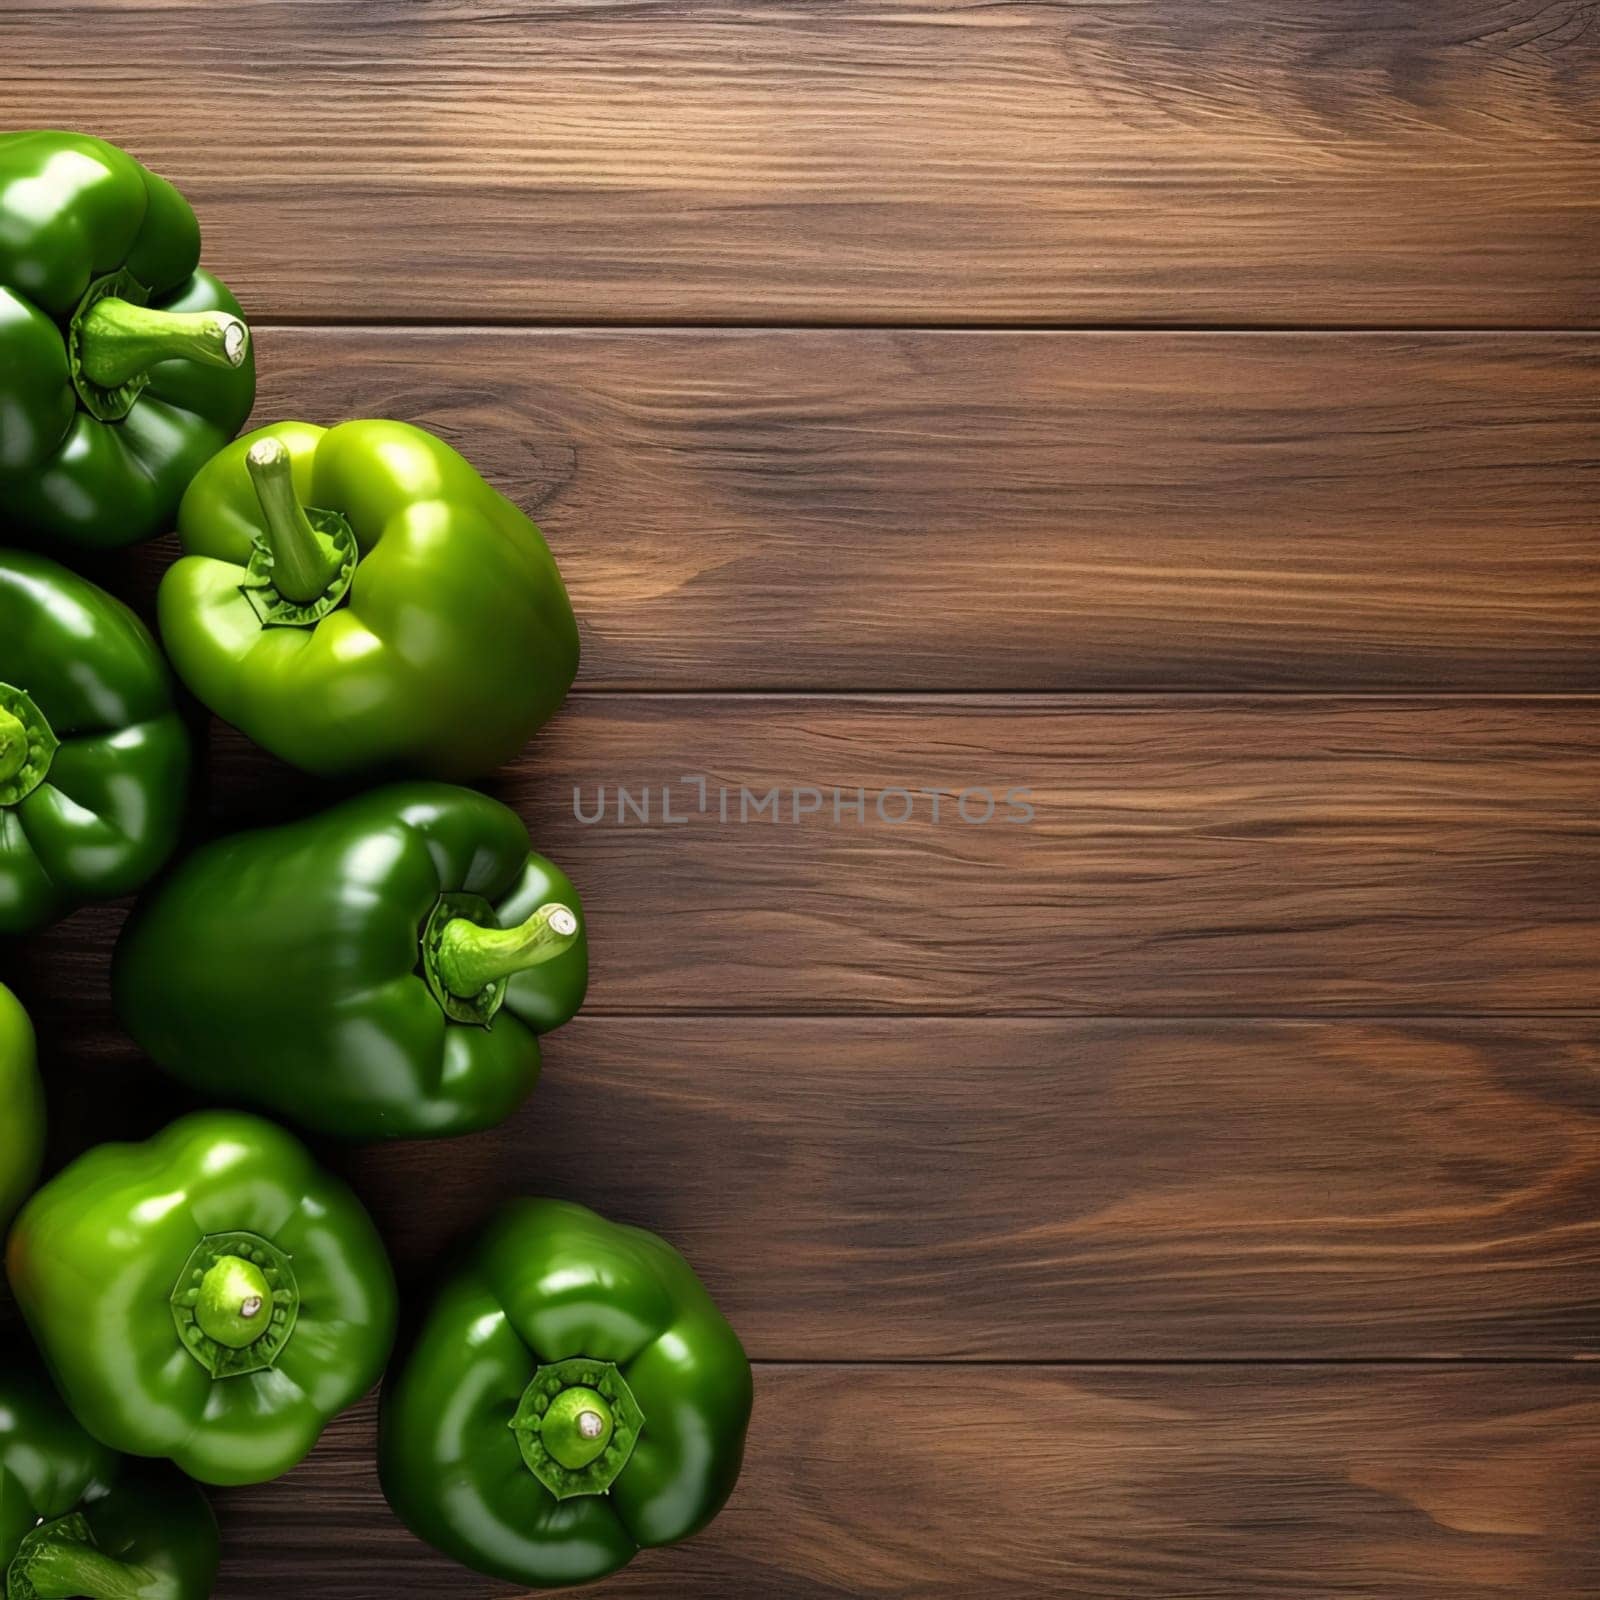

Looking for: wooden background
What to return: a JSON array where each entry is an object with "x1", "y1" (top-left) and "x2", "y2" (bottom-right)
[{"x1": 5, "y1": 2, "x2": 1600, "y2": 1595}]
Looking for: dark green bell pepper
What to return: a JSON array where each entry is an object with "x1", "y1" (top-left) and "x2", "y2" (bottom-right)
[
  {"x1": 113, "y1": 782, "x2": 586, "y2": 1140},
  {"x1": 0, "y1": 983, "x2": 43, "y2": 1230},
  {"x1": 380, "y1": 1199, "x2": 752, "y2": 1590},
  {"x1": 6, "y1": 1110, "x2": 397, "y2": 1487},
  {"x1": 0, "y1": 550, "x2": 189, "y2": 933},
  {"x1": 0, "y1": 1353, "x2": 218, "y2": 1600},
  {"x1": 0, "y1": 132, "x2": 254, "y2": 550},
  {"x1": 158, "y1": 419, "x2": 579, "y2": 779}
]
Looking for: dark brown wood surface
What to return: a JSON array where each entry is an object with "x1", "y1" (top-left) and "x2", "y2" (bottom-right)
[
  {"x1": 12, "y1": 1004, "x2": 1600, "y2": 1360},
  {"x1": 23, "y1": 696, "x2": 1600, "y2": 1018},
  {"x1": 352, "y1": 1017, "x2": 1600, "y2": 1361},
  {"x1": 4, "y1": 2, "x2": 1600, "y2": 325},
  {"x1": 214, "y1": 1369, "x2": 1600, "y2": 1599},
  {"x1": 485, "y1": 695, "x2": 1600, "y2": 1015},
  {"x1": 235, "y1": 330, "x2": 1600, "y2": 692},
  {"x1": 6, "y1": 1, "x2": 1600, "y2": 1595},
  {"x1": 249, "y1": 694, "x2": 1600, "y2": 1014}
]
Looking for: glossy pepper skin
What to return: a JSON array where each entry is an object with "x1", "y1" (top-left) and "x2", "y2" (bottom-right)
[
  {"x1": 380, "y1": 1200, "x2": 753, "y2": 1590},
  {"x1": 0, "y1": 1354, "x2": 218, "y2": 1600},
  {"x1": 0, "y1": 132, "x2": 254, "y2": 550},
  {"x1": 0, "y1": 551, "x2": 189, "y2": 933},
  {"x1": 6, "y1": 1110, "x2": 397, "y2": 1487},
  {"x1": 113, "y1": 782, "x2": 587, "y2": 1141},
  {"x1": 159, "y1": 419, "x2": 579, "y2": 780},
  {"x1": 0, "y1": 984, "x2": 43, "y2": 1230}
]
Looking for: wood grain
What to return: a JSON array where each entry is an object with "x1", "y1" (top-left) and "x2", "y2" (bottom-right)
[
  {"x1": 133, "y1": 328, "x2": 1597, "y2": 693},
  {"x1": 352, "y1": 1016, "x2": 1600, "y2": 1360},
  {"x1": 212, "y1": 1367, "x2": 1600, "y2": 1598},
  {"x1": 9, "y1": 1008, "x2": 1599, "y2": 1358},
  {"x1": 14, "y1": 695, "x2": 1600, "y2": 1018},
  {"x1": 7, "y1": 4, "x2": 1599, "y2": 1588},
  {"x1": 499, "y1": 694, "x2": 1600, "y2": 1015},
  {"x1": 4, "y1": 2, "x2": 1598, "y2": 325}
]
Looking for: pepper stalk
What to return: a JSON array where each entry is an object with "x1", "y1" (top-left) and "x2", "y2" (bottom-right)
[
  {"x1": 76, "y1": 297, "x2": 248, "y2": 389},
  {"x1": 540, "y1": 1386, "x2": 616, "y2": 1470},
  {"x1": 244, "y1": 437, "x2": 346, "y2": 604},
  {"x1": 0, "y1": 706, "x2": 26, "y2": 785},
  {"x1": 193, "y1": 1254, "x2": 273, "y2": 1349},
  {"x1": 436, "y1": 904, "x2": 580, "y2": 999},
  {"x1": 10, "y1": 1515, "x2": 172, "y2": 1600}
]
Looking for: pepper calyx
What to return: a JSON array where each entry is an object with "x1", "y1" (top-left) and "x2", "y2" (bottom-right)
[
  {"x1": 4, "y1": 1512, "x2": 162, "y2": 1600},
  {"x1": 421, "y1": 893, "x2": 580, "y2": 1028},
  {"x1": 7, "y1": 1513, "x2": 92, "y2": 1600},
  {"x1": 171, "y1": 1230, "x2": 298, "y2": 1379},
  {"x1": 239, "y1": 437, "x2": 357, "y2": 626},
  {"x1": 510, "y1": 1359, "x2": 644, "y2": 1499},
  {"x1": 68, "y1": 268, "x2": 249, "y2": 422},
  {"x1": 0, "y1": 684, "x2": 58, "y2": 807}
]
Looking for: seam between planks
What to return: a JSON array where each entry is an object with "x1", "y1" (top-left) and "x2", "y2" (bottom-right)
[
  {"x1": 559, "y1": 690, "x2": 1600, "y2": 701},
  {"x1": 248, "y1": 319, "x2": 1600, "y2": 336},
  {"x1": 573, "y1": 1009, "x2": 1600, "y2": 1020},
  {"x1": 737, "y1": 1358, "x2": 1600, "y2": 1369}
]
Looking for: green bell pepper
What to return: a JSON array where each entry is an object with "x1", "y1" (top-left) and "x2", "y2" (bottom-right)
[
  {"x1": 0, "y1": 984, "x2": 43, "y2": 1230},
  {"x1": 0, "y1": 550, "x2": 189, "y2": 934},
  {"x1": 158, "y1": 419, "x2": 579, "y2": 779},
  {"x1": 0, "y1": 1353, "x2": 218, "y2": 1600},
  {"x1": 0, "y1": 132, "x2": 254, "y2": 550},
  {"x1": 113, "y1": 782, "x2": 586, "y2": 1141},
  {"x1": 380, "y1": 1199, "x2": 752, "y2": 1590},
  {"x1": 5, "y1": 1110, "x2": 397, "y2": 1487}
]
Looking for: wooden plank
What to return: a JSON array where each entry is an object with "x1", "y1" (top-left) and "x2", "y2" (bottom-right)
[
  {"x1": 5, "y1": 3, "x2": 1598, "y2": 325},
  {"x1": 497, "y1": 694, "x2": 1600, "y2": 1015},
  {"x1": 350, "y1": 1016, "x2": 1600, "y2": 1360},
  {"x1": 13, "y1": 696, "x2": 1600, "y2": 1018},
  {"x1": 213, "y1": 1367, "x2": 1600, "y2": 1598},
  {"x1": 9, "y1": 994, "x2": 1600, "y2": 1356},
  {"x1": 134, "y1": 328, "x2": 1597, "y2": 694}
]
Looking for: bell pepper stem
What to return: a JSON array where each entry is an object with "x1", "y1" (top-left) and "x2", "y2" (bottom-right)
[
  {"x1": 541, "y1": 1385, "x2": 616, "y2": 1470},
  {"x1": 436, "y1": 903, "x2": 580, "y2": 999},
  {"x1": 0, "y1": 706, "x2": 26, "y2": 785},
  {"x1": 194, "y1": 1253, "x2": 273, "y2": 1349},
  {"x1": 15, "y1": 1535, "x2": 173, "y2": 1600},
  {"x1": 77, "y1": 296, "x2": 248, "y2": 388},
  {"x1": 245, "y1": 437, "x2": 344, "y2": 604}
]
